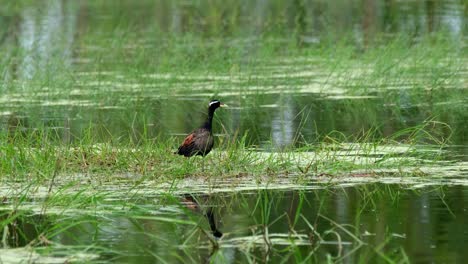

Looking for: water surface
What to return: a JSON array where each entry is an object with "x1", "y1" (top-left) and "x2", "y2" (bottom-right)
[
  {"x1": 0, "y1": 0, "x2": 466, "y2": 146},
  {"x1": 1, "y1": 182, "x2": 467, "y2": 263},
  {"x1": 0, "y1": 0, "x2": 466, "y2": 263}
]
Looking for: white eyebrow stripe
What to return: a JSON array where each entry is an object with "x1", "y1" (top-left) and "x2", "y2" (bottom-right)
[{"x1": 209, "y1": 101, "x2": 219, "y2": 106}]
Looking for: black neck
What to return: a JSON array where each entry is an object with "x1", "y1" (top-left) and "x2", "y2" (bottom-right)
[{"x1": 201, "y1": 107, "x2": 216, "y2": 130}]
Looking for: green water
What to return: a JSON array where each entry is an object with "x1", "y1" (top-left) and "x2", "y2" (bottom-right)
[
  {"x1": 1, "y1": 183, "x2": 468, "y2": 263},
  {"x1": 0, "y1": 0, "x2": 466, "y2": 146},
  {"x1": 0, "y1": 0, "x2": 467, "y2": 263}
]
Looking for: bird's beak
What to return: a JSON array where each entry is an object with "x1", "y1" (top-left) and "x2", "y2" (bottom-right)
[{"x1": 220, "y1": 103, "x2": 228, "y2": 108}]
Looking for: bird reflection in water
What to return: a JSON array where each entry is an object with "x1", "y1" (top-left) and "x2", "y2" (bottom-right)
[{"x1": 181, "y1": 194, "x2": 223, "y2": 239}]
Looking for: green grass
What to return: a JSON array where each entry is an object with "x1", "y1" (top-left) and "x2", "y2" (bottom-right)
[
  {"x1": 0, "y1": 164, "x2": 464, "y2": 262},
  {"x1": 0, "y1": 119, "x2": 454, "y2": 183},
  {"x1": 0, "y1": 1, "x2": 466, "y2": 262},
  {"x1": 0, "y1": 31, "x2": 465, "y2": 146}
]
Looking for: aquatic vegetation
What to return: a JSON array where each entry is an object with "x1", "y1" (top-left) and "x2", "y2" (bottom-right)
[
  {"x1": 0, "y1": 0, "x2": 466, "y2": 263},
  {"x1": 0, "y1": 119, "x2": 457, "y2": 182},
  {"x1": 1, "y1": 178, "x2": 467, "y2": 263}
]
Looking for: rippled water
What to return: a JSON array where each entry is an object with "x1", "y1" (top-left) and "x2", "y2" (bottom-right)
[
  {"x1": 0, "y1": 0, "x2": 467, "y2": 263},
  {"x1": 1, "y1": 180, "x2": 468, "y2": 263},
  {"x1": 0, "y1": 0, "x2": 466, "y2": 146}
]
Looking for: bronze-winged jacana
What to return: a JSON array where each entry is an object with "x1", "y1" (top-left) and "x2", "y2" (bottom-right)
[{"x1": 176, "y1": 100, "x2": 227, "y2": 158}]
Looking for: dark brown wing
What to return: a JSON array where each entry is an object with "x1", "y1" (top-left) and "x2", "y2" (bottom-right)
[
  {"x1": 177, "y1": 133, "x2": 196, "y2": 157},
  {"x1": 177, "y1": 128, "x2": 214, "y2": 157}
]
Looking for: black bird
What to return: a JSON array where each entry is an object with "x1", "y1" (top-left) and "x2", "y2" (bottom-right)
[{"x1": 177, "y1": 100, "x2": 227, "y2": 157}]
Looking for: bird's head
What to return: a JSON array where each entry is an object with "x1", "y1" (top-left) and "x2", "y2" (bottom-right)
[{"x1": 208, "y1": 100, "x2": 227, "y2": 110}]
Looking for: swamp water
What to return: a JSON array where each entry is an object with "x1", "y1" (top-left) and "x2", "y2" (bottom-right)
[
  {"x1": 1, "y1": 180, "x2": 468, "y2": 263},
  {"x1": 0, "y1": 0, "x2": 467, "y2": 263}
]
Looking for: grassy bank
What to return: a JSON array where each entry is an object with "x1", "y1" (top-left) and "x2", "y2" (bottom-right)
[{"x1": 0, "y1": 120, "x2": 454, "y2": 182}]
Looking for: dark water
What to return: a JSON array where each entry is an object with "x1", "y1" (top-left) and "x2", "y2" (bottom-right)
[
  {"x1": 2, "y1": 184, "x2": 468, "y2": 263},
  {"x1": 0, "y1": 1, "x2": 467, "y2": 263},
  {"x1": 0, "y1": 0, "x2": 466, "y2": 147}
]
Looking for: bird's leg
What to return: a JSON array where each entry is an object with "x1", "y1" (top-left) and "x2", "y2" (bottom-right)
[{"x1": 202, "y1": 157, "x2": 205, "y2": 172}]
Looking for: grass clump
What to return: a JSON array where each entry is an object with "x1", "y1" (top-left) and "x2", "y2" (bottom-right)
[{"x1": 0, "y1": 120, "x2": 452, "y2": 183}]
